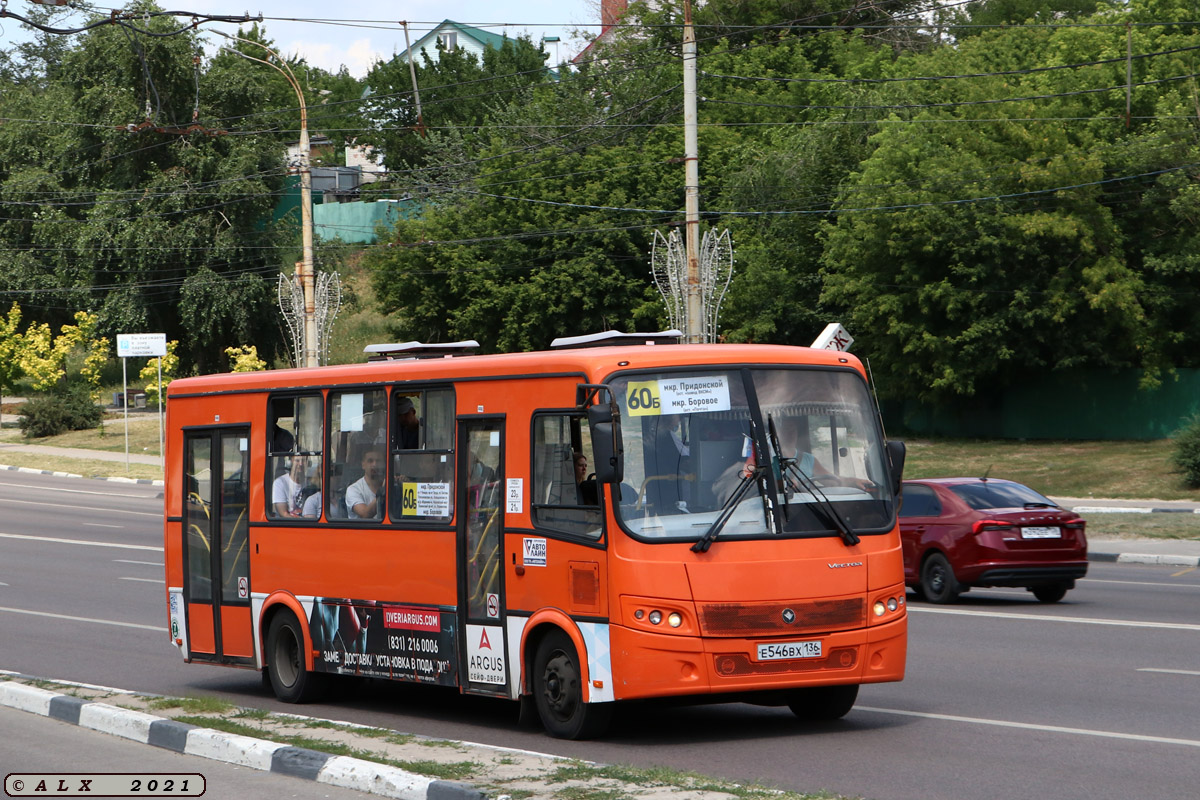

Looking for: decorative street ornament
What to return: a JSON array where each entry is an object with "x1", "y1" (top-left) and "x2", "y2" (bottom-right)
[
  {"x1": 278, "y1": 270, "x2": 342, "y2": 367},
  {"x1": 650, "y1": 227, "x2": 734, "y2": 343}
]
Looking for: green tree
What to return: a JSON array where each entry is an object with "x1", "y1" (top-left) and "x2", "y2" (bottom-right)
[{"x1": 0, "y1": 304, "x2": 26, "y2": 411}]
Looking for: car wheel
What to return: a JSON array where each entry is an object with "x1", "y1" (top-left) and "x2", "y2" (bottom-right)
[
  {"x1": 921, "y1": 553, "x2": 961, "y2": 604},
  {"x1": 533, "y1": 630, "x2": 612, "y2": 739},
  {"x1": 1031, "y1": 583, "x2": 1069, "y2": 603},
  {"x1": 787, "y1": 684, "x2": 859, "y2": 721},
  {"x1": 266, "y1": 610, "x2": 328, "y2": 703}
]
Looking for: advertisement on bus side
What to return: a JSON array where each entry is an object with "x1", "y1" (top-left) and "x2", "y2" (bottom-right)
[{"x1": 307, "y1": 598, "x2": 458, "y2": 686}]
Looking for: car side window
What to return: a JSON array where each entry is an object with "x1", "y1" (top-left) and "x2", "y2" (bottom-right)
[{"x1": 899, "y1": 484, "x2": 941, "y2": 518}]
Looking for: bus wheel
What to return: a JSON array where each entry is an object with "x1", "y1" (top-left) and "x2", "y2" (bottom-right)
[
  {"x1": 533, "y1": 630, "x2": 612, "y2": 739},
  {"x1": 266, "y1": 611, "x2": 327, "y2": 703},
  {"x1": 787, "y1": 684, "x2": 859, "y2": 721}
]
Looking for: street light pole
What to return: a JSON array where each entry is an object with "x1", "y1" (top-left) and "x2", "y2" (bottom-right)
[
  {"x1": 216, "y1": 32, "x2": 318, "y2": 367},
  {"x1": 681, "y1": 0, "x2": 702, "y2": 344}
]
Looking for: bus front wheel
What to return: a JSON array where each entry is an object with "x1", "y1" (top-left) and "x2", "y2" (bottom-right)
[
  {"x1": 266, "y1": 610, "x2": 327, "y2": 703},
  {"x1": 533, "y1": 630, "x2": 612, "y2": 739},
  {"x1": 787, "y1": 684, "x2": 859, "y2": 721}
]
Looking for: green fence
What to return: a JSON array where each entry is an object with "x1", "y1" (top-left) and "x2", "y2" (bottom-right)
[{"x1": 882, "y1": 369, "x2": 1200, "y2": 440}]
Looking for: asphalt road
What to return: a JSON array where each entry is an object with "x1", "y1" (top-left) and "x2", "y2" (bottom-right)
[
  {"x1": 2, "y1": 470, "x2": 1199, "y2": 800},
  {"x1": 0, "y1": 705, "x2": 376, "y2": 799}
]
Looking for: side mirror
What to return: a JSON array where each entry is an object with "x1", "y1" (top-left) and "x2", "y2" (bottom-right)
[
  {"x1": 886, "y1": 440, "x2": 906, "y2": 498},
  {"x1": 588, "y1": 403, "x2": 624, "y2": 484}
]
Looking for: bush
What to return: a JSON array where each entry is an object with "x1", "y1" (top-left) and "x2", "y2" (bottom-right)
[
  {"x1": 18, "y1": 385, "x2": 103, "y2": 438},
  {"x1": 1171, "y1": 415, "x2": 1200, "y2": 488}
]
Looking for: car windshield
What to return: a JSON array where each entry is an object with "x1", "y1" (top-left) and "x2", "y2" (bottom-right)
[
  {"x1": 610, "y1": 367, "x2": 895, "y2": 543},
  {"x1": 949, "y1": 481, "x2": 1058, "y2": 511}
]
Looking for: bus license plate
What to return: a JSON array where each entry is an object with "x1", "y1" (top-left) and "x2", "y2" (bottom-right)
[{"x1": 756, "y1": 640, "x2": 822, "y2": 661}]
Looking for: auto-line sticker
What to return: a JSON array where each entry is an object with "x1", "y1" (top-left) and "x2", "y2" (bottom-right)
[{"x1": 523, "y1": 537, "x2": 547, "y2": 566}]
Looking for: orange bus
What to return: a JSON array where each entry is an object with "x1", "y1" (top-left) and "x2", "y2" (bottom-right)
[{"x1": 163, "y1": 332, "x2": 907, "y2": 739}]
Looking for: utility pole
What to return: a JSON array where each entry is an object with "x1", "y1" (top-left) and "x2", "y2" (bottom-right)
[
  {"x1": 681, "y1": 0, "x2": 702, "y2": 344},
  {"x1": 217, "y1": 32, "x2": 318, "y2": 367}
]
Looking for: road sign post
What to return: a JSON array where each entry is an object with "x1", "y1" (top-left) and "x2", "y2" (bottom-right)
[{"x1": 116, "y1": 334, "x2": 167, "y2": 472}]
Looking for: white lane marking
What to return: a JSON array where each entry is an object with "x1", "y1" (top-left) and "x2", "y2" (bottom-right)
[
  {"x1": 114, "y1": 559, "x2": 162, "y2": 566},
  {"x1": 0, "y1": 497, "x2": 160, "y2": 517},
  {"x1": 0, "y1": 532, "x2": 161, "y2": 552},
  {"x1": 858, "y1": 706, "x2": 1200, "y2": 749},
  {"x1": 1084, "y1": 578, "x2": 1200, "y2": 589},
  {"x1": 84, "y1": 523, "x2": 124, "y2": 529},
  {"x1": 119, "y1": 577, "x2": 164, "y2": 584},
  {"x1": 0, "y1": 481, "x2": 151, "y2": 499},
  {"x1": 1138, "y1": 668, "x2": 1200, "y2": 676},
  {"x1": 908, "y1": 606, "x2": 1200, "y2": 631},
  {"x1": 0, "y1": 605, "x2": 161, "y2": 631}
]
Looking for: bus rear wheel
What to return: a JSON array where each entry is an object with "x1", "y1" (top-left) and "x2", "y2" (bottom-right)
[
  {"x1": 787, "y1": 684, "x2": 859, "y2": 721},
  {"x1": 533, "y1": 630, "x2": 612, "y2": 740},
  {"x1": 266, "y1": 610, "x2": 327, "y2": 703}
]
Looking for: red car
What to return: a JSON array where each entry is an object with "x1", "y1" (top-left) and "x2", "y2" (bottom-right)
[{"x1": 899, "y1": 478, "x2": 1088, "y2": 603}]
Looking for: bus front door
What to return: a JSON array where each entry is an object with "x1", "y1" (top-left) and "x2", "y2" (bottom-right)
[
  {"x1": 182, "y1": 428, "x2": 255, "y2": 666},
  {"x1": 456, "y1": 417, "x2": 508, "y2": 697}
]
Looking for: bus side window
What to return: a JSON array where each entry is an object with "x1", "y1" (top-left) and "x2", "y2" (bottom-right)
[
  {"x1": 390, "y1": 388, "x2": 454, "y2": 523},
  {"x1": 328, "y1": 389, "x2": 387, "y2": 521},
  {"x1": 267, "y1": 394, "x2": 323, "y2": 520},
  {"x1": 531, "y1": 413, "x2": 602, "y2": 539}
]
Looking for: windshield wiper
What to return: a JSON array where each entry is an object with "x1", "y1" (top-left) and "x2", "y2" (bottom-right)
[
  {"x1": 781, "y1": 462, "x2": 861, "y2": 547},
  {"x1": 692, "y1": 464, "x2": 762, "y2": 554}
]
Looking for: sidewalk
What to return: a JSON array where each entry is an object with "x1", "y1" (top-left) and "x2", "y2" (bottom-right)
[{"x1": 0, "y1": 441, "x2": 161, "y2": 466}]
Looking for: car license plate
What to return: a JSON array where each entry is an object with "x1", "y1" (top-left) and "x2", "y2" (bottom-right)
[
  {"x1": 1021, "y1": 526, "x2": 1061, "y2": 539},
  {"x1": 756, "y1": 640, "x2": 823, "y2": 661}
]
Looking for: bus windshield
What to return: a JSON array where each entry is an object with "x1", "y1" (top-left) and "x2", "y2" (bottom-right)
[{"x1": 611, "y1": 367, "x2": 895, "y2": 542}]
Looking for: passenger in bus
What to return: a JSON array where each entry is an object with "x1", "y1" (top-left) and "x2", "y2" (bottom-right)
[
  {"x1": 346, "y1": 448, "x2": 385, "y2": 520},
  {"x1": 300, "y1": 462, "x2": 322, "y2": 519},
  {"x1": 272, "y1": 455, "x2": 305, "y2": 517},
  {"x1": 574, "y1": 452, "x2": 598, "y2": 505},
  {"x1": 395, "y1": 396, "x2": 420, "y2": 450}
]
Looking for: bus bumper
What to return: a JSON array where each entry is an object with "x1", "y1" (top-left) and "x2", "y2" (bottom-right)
[{"x1": 608, "y1": 615, "x2": 906, "y2": 701}]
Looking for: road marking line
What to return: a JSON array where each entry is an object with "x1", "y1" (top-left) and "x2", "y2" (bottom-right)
[
  {"x1": 0, "y1": 481, "x2": 151, "y2": 499},
  {"x1": 857, "y1": 706, "x2": 1200, "y2": 748},
  {"x1": 0, "y1": 532, "x2": 161, "y2": 552},
  {"x1": 0, "y1": 605, "x2": 161, "y2": 631},
  {"x1": 84, "y1": 523, "x2": 124, "y2": 529},
  {"x1": 119, "y1": 576, "x2": 164, "y2": 584},
  {"x1": 1172, "y1": 567, "x2": 1197, "y2": 577},
  {"x1": 1083, "y1": 578, "x2": 1200, "y2": 589},
  {"x1": 908, "y1": 606, "x2": 1200, "y2": 631},
  {"x1": 0, "y1": 497, "x2": 160, "y2": 517},
  {"x1": 1138, "y1": 668, "x2": 1200, "y2": 676},
  {"x1": 113, "y1": 559, "x2": 162, "y2": 566}
]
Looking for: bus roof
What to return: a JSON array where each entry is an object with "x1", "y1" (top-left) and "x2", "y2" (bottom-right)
[{"x1": 167, "y1": 343, "x2": 865, "y2": 397}]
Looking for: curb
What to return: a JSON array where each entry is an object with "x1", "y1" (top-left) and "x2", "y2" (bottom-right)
[
  {"x1": 1089, "y1": 551, "x2": 1200, "y2": 567},
  {"x1": 0, "y1": 682, "x2": 487, "y2": 800},
  {"x1": 0, "y1": 463, "x2": 164, "y2": 487}
]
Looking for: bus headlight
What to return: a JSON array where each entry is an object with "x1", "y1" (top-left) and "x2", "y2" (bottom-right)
[
  {"x1": 667, "y1": 612, "x2": 682, "y2": 628},
  {"x1": 648, "y1": 610, "x2": 662, "y2": 625}
]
